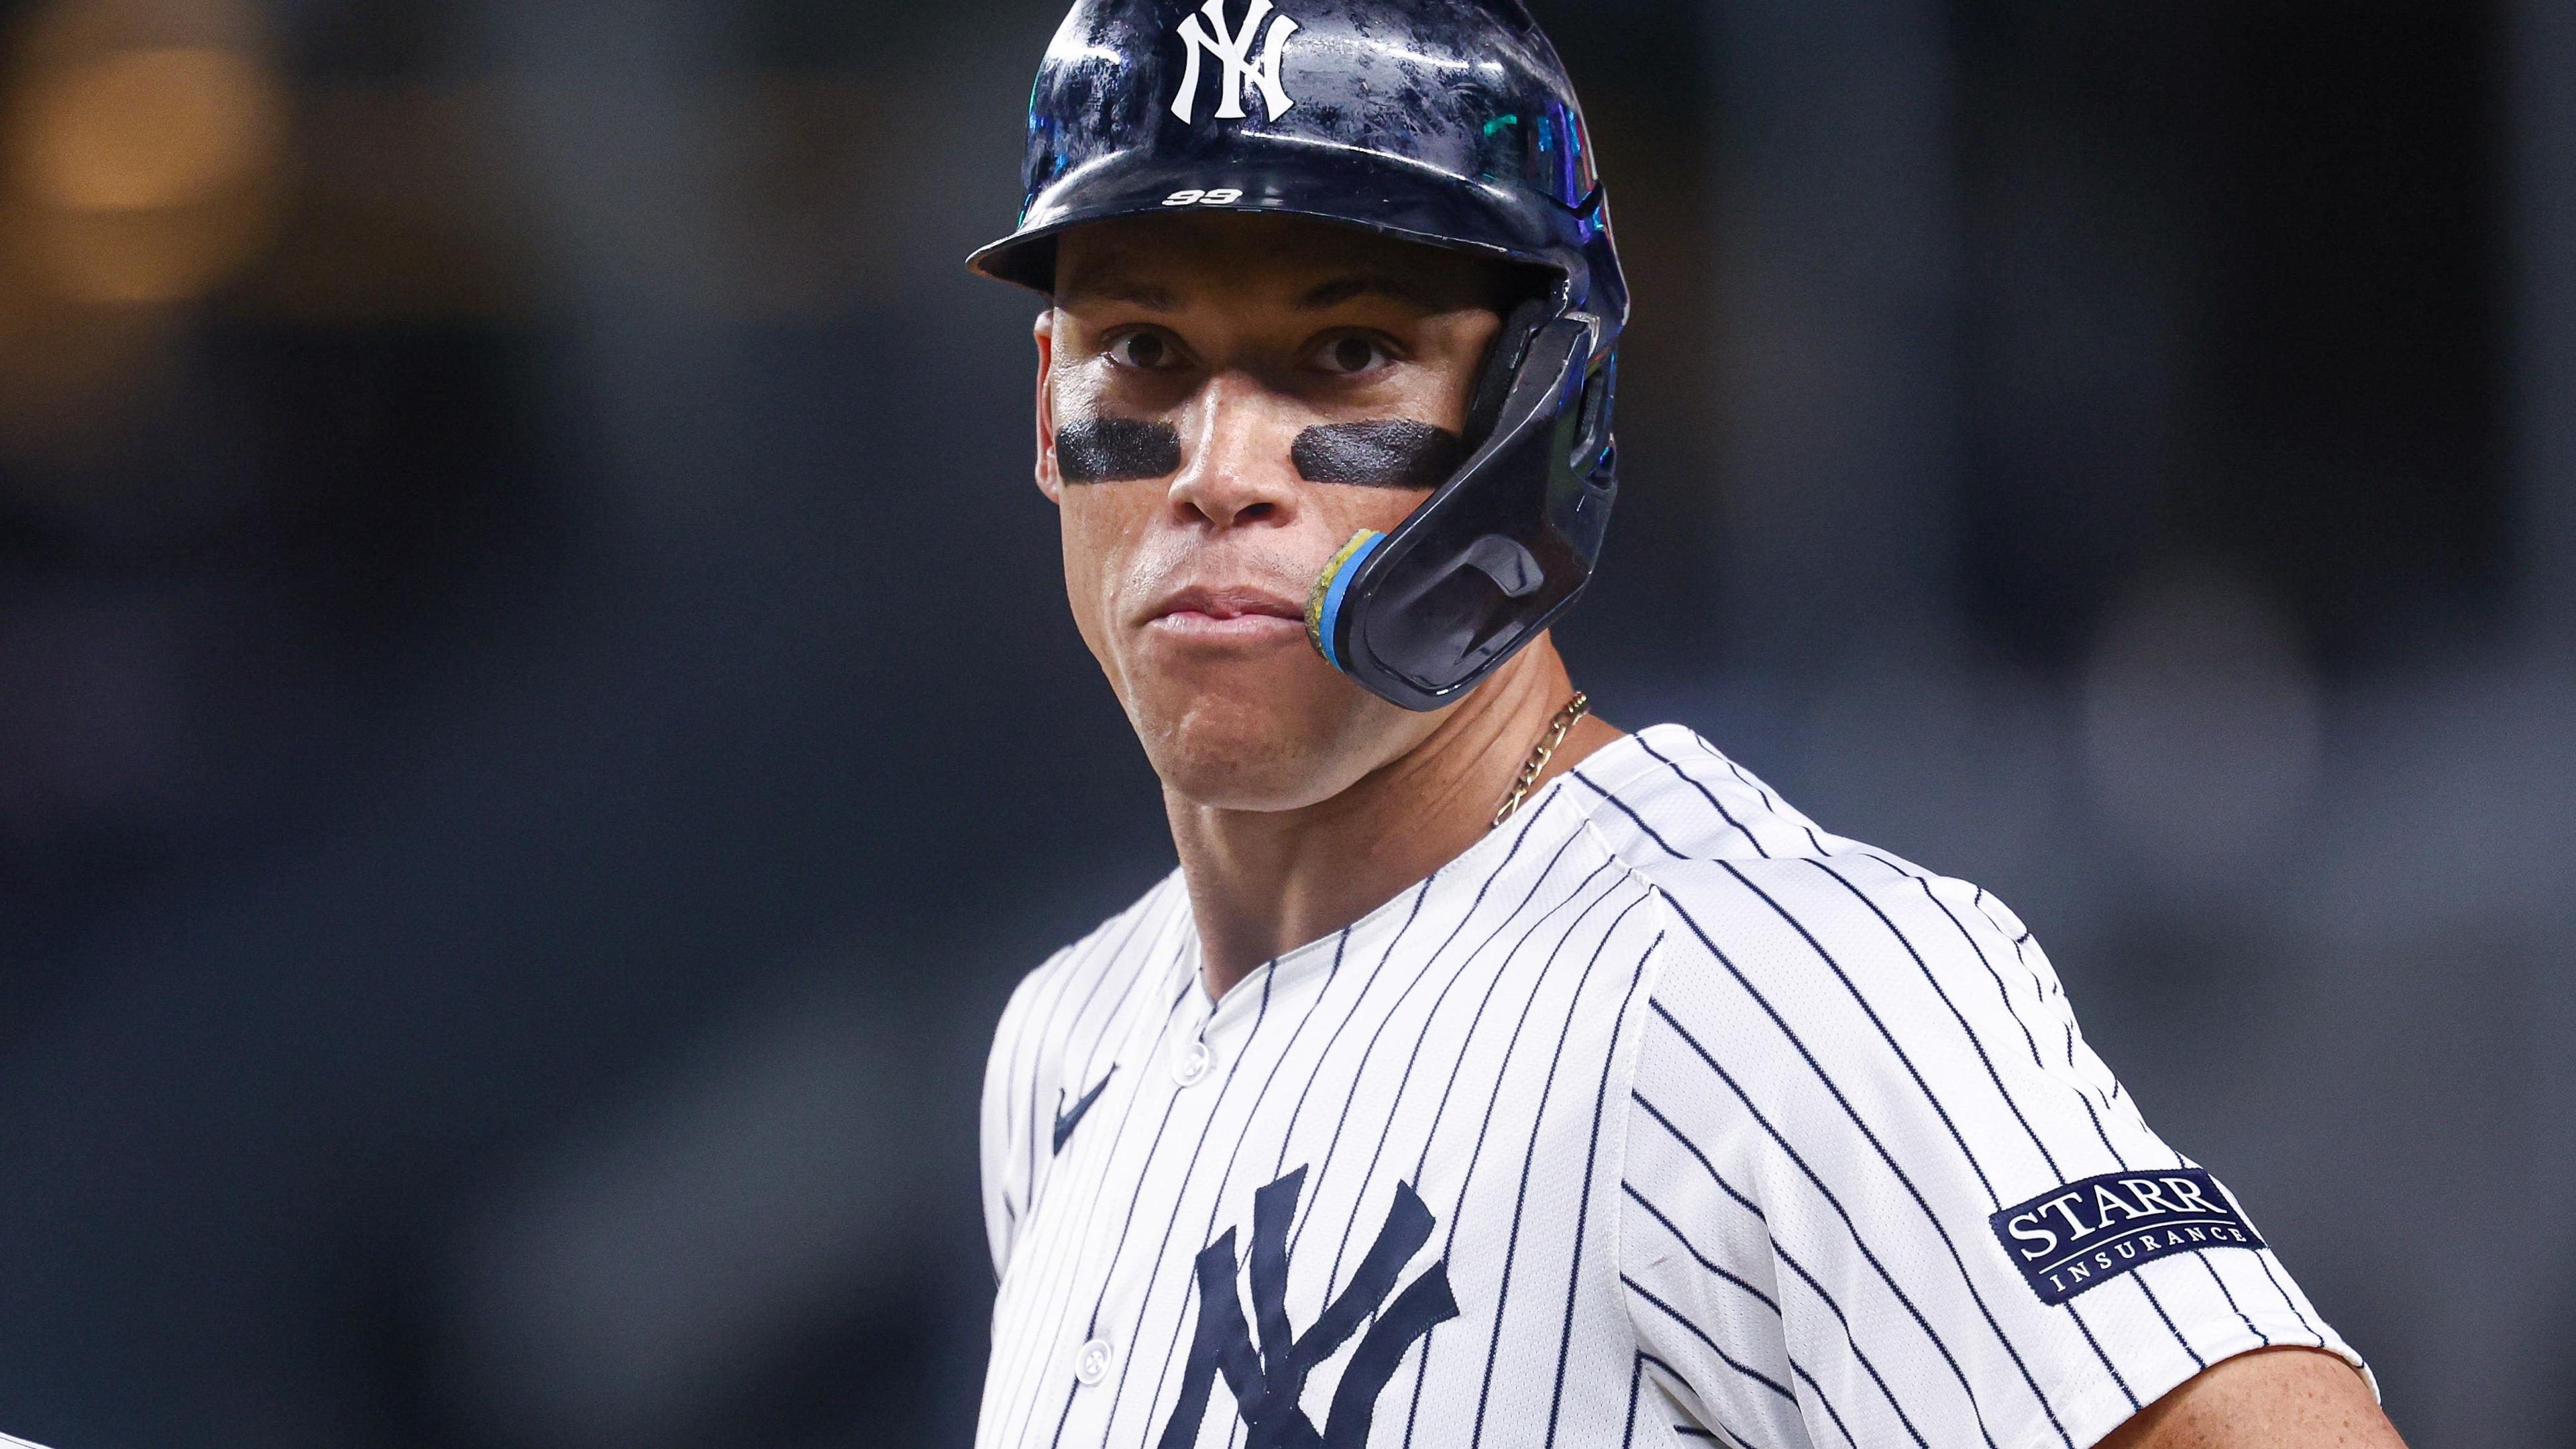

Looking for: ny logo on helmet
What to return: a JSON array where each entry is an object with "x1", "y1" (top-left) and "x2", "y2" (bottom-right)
[{"x1": 1171, "y1": 0, "x2": 1300, "y2": 125}]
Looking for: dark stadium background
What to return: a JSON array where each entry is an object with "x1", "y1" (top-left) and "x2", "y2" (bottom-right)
[{"x1": 0, "y1": 0, "x2": 2564, "y2": 1444}]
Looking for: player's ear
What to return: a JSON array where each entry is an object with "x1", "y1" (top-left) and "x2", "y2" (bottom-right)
[{"x1": 1033, "y1": 308, "x2": 1063, "y2": 505}]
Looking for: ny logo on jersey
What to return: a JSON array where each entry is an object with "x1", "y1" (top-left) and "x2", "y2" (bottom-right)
[
  {"x1": 1170, "y1": 0, "x2": 1301, "y2": 125},
  {"x1": 1158, "y1": 1167, "x2": 1458, "y2": 1449}
]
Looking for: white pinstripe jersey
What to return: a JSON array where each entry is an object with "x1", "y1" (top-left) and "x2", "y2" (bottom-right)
[{"x1": 978, "y1": 725, "x2": 2366, "y2": 1449}]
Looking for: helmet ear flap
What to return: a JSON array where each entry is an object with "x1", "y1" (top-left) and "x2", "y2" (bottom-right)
[{"x1": 1466, "y1": 299, "x2": 1556, "y2": 448}]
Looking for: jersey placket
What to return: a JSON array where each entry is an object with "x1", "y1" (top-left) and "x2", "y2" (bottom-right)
[
  {"x1": 1061, "y1": 950, "x2": 1266, "y2": 1444},
  {"x1": 1094, "y1": 938, "x2": 1361, "y2": 1444}
]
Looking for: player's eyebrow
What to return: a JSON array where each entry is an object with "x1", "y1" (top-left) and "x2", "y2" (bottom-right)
[
  {"x1": 1054, "y1": 270, "x2": 1184, "y2": 310},
  {"x1": 1053, "y1": 270, "x2": 1465, "y2": 313},
  {"x1": 1295, "y1": 274, "x2": 1457, "y2": 313}
]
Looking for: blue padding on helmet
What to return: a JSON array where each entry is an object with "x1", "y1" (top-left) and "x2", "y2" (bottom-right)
[{"x1": 1315, "y1": 531, "x2": 1386, "y2": 674}]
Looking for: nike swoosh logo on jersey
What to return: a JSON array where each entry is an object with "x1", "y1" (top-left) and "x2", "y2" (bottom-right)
[{"x1": 1053, "y1": 1069, "x2": 1115, "y2": 1155}]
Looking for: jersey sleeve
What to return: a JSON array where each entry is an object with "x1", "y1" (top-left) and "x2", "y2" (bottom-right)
[
  {"x1": 981, "y1": 952, "x2": 1065, "y2": 1280},
  {"x1": 1614, "y1": 855, "x2": 2366, "y2": 1449}
]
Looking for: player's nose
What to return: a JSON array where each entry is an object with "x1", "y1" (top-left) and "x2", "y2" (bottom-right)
[{"x1": 1167, "y1": 372, "x2": 1299, "y2": 531}]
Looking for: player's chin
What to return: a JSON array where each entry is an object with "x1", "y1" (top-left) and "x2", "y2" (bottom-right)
[{"x1": 1124, "y1": 655, "x2": 1379, "y2": 810}]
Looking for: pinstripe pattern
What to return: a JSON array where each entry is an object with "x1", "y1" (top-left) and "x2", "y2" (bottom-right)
[{"x1": 978, "y1": 727, "x2": 2364, "y2": 1448}]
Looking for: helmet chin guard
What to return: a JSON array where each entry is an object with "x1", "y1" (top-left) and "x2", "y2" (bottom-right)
[{"x1": 1305, "y1": 311, "x2": 1616, "y2": 712}]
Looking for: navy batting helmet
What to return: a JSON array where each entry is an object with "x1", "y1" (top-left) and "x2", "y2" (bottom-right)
[{"x1": 971, "y1": 0, "x2": 1626, "y2": 712}]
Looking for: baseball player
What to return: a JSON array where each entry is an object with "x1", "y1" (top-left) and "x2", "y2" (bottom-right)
[{"x1": 970, "y1": 3, "x2": 2406, "y2": 1446}]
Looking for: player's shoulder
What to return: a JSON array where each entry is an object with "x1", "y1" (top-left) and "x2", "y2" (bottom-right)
[
  {"x1": 1562, "y1": 722, "x2": 1837, "y2": 871},
  {"x1": 1566, "y1": 724, "x2": 2030, "y2": 1000},
  {"x1": 1000, "y1": 867, "x2": 1192, "y2": 1038}
]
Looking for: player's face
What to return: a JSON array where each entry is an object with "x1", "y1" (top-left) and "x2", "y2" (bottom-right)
[{"x1": 1035, "y1": 213, "x2": 1510, "y2": 810}]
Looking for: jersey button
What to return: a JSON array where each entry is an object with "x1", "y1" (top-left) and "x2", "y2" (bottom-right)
[
  {"x1": 1173, "y1": 1040, "x2": 1214, "y2": 1087},
  {"x1": 1075, "y1": 1338, "x2": 1114, "y2": 1387}
]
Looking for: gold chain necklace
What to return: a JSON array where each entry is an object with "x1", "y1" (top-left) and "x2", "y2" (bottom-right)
[{"x1": 1493, "y1": 691, "x2": 1591, "y2": 829}]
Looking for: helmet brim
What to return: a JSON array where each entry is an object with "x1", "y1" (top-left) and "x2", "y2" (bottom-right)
[{"x1": 966, "y1": 133, "x2": 1591, "y2": 297}]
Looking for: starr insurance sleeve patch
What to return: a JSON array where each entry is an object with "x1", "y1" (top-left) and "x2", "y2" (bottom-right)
[{"x1": 1991, "y1": 1168, "x2": 2266, "y2": 1306}]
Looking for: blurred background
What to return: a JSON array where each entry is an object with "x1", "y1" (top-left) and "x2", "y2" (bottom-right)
[{"x1": 0, "y1": 0, "x2": 2563, "y2": 1443}]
